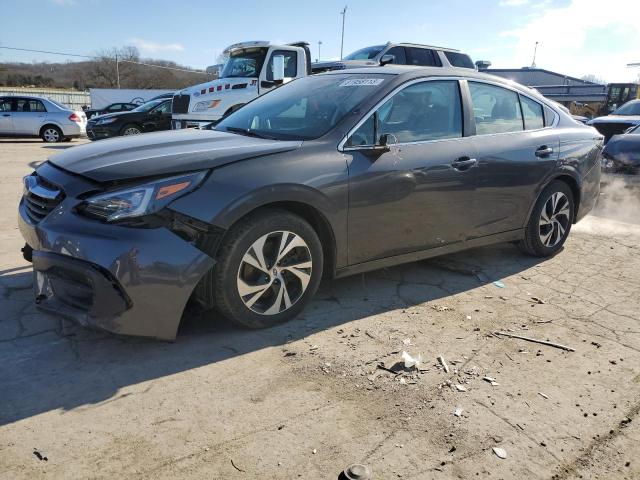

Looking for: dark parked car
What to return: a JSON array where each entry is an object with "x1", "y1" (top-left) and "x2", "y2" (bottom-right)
[
  {"x1": 19, "y1": 67, "x2": 602, "y2": 340},
  {"x1": 588, "y1": 99, "x2": 640, "y2": 142},
  {"x1": 602, "y1": 124, "x2": 640, "y2": 174},
  {"x1": 312, "y1": 42, "x2": 475, "y2": 73},
  {"x1": 84, "y1": 102, "x2": 138, "y2": 120},
  {"x1": 86, "y1": 98, "x2": 172, "y2": 140}
]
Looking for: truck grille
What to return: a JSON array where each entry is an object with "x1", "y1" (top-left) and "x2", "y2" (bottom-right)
[
  {"x1": 172, "y1": 94, "x2": 191, "y2": 114},
  {"x1": 23, "y1": 174, "x2": 64, "y2": 224}
]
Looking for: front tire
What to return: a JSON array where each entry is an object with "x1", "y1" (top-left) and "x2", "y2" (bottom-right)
[
  {"x1": 519, "y1": 180, "x2": 574, "y2": 257},
  {"x1": 213, "y1": 210, "x2": 323, "y2": 329},
  {"x1": 40, "y1": 126, "x2": 63, "y2": 143}
]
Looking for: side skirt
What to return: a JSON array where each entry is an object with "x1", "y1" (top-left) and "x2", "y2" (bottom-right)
[{"x1": 334, "y1": 229, "x2": 523, "y2": 279}]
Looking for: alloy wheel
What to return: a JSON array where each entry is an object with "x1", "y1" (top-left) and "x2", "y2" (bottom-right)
[
  {"x1": 43, "y1": 128, "x2": 60, "y2": 142},
  {"x1": 123, "y1": 127, "x2": 141, "y2": 135},
  {"x1": 236, "y1": 231, "x2": 312, "y2": 315},
  {"x1": 539, "y1": 192, "x2": 571, "y2": 248}
]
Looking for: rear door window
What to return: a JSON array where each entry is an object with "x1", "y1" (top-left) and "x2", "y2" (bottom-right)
[
  {"x1": 519, "y1": 95, "x2": 544, "y2": 130},
  {"x1": 444, "y1": 51, "x2": 475, "y2": 69},
  {"x1": 469, "y1": 82, "x2": 524, "y2": 134},
  {"x1": 384, "y1": 46, "x2": 407, "y2": 65},
  {"x1": 406, "y1": 48, "x2": 441, "y2": 67}
]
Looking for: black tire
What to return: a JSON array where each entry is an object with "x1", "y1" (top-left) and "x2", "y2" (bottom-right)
[
  {"x1": 519, "y1": 180, "x2": 574, "y2": 257},
  {"x1": 121, "y1": 124, "x2": 142, "y2": 136},
  {"x1": 213, "y1": 209, "x2": 323, "y2": 329},
  {"x1": 40, "y1": 125, "x2": 63, "y2": 143}
]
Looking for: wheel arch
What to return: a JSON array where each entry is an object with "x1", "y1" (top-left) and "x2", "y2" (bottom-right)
[
  {"x1": 527, "y1": 170, "x2": 582, "y2": 225},
  {"x1": 39, "y1": 123, "x2": 63, "y2": 136},
  {"x1": 120, "y1": 122, "x2": 144, "y2": 134},
  {"x1": 220, "y1": 200, "x2": 337, "y2": 279}
]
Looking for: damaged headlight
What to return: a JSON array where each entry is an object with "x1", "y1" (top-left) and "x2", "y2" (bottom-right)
[{"x1": 77, "y1": 171, "x2": 207, "y2": 222}]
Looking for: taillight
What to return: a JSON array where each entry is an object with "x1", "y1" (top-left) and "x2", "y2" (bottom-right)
[{"x1": 69, "y1": 113, "x2": 82, "y2": 122}]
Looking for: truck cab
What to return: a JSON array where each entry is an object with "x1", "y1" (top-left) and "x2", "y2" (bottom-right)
[{"x1": 172, "y1": 41, "x2": 311, "y2": 129}]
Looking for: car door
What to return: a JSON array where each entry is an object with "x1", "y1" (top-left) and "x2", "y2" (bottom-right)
[
  {"x1": 143, "y1": 100, "x2": 172, "y2": 131},
  {"x1": 467, "y1": 81, "x2": 559, "y2": 237},
  {"x1": 0, "y1": 97, "x2": 13, "y2": 133},
  {"x1": 345, "y1": 79, "x2": 478, "y2": 265},
  {"x1": 12, "y1": 98, "x2": 47, "y2": 135}
]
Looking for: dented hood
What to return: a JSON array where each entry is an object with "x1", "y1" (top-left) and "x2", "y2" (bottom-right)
[{"x1": 48, "y1": 129, "x2": 302, "y2": 183}]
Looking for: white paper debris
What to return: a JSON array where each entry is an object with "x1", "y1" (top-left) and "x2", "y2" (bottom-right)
[
  {"x1": 492, "y1": 447, "x2": 507, "y2": 459},
  {"x1": 401, "y1": 351, "x2": 423, "y2": 369},
  {"x1": 454, "y1": 407, "x2": 464, "y2": 417},
  {"x1": 455, "y1": 384, "x2": 467, "y2": 392}
]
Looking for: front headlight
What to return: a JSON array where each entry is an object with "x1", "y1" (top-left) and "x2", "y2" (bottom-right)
[
  {"x1": 96, "y1": 117, "x2": 118, "y2": 125},
  {"x1": 77, "y1": 171, "x2": 207, "y2": 222}
]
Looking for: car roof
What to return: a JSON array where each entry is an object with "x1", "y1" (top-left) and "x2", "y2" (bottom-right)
[{"x1": 392, "y1": 42, "x2": 461, "y2": 53}]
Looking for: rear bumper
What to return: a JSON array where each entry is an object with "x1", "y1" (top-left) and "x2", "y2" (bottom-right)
[
  {"x1": 60, "y1": 122, "x2": 86, "y2": 137},
  {"x1": 18, "y1": 164, "x2": 216, "y2": 339},
  {"x1": 576, "y1": 162, "x2": 601, "y2": 222}
]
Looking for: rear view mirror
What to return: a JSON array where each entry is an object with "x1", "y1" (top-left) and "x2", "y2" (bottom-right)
[
  {"x1": 272, "y1": 55, "x2": 285, "y2": 81},
  {"x1": 380, "y1": 54, "x2": 395, "y2": 66}
]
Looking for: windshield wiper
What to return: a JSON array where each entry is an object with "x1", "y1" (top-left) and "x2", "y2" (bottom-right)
[{"x1": 224, "y1": 126, "x2": 276, "y2": 140}]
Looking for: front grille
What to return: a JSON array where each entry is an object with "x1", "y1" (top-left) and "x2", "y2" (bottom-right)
[
  {"x1": 172, "y1": 94, "x2": 191, "y2": 114},
  {"x1": 23, "y1": 174, "x2": 64, "y2": 224}
]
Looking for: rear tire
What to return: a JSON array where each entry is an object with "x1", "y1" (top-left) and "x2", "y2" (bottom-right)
[
  {"x1": 519, "y1": 180, "x2": 574, "y2": 257},
  {"x1": 40, "y1": 125, "x2": 63, "y2": 143},
  {"x1": 212, "y1": 209, "x2": 323, "y2": 329},
  {"x1": 121, "y1": 124, "x2": 142, "y2": 136}
]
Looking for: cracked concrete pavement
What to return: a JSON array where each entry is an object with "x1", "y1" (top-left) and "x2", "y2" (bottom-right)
[{"x1": 1, "y1": 139, "x2": 639, "y2": 479}]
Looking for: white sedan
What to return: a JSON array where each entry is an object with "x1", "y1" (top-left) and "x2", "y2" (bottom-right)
[{"x1": 0, "y1": 95, "x2": 86, "y2": 142}]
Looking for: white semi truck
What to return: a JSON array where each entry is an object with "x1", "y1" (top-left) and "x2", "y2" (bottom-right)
[{"x1": 171, "y1": 41, "x2": 312, "y2": 128}]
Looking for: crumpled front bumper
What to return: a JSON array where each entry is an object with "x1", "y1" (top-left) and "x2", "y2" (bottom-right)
[{"x1": 18, "y1": 164, "x2": 216, "y2": 340}]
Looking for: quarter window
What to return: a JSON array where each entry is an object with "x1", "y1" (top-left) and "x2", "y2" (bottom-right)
[
  {"x1": 469, "y1": 82, "x2": 523, "y2": 135},
  {"x1": 266, "y1": 50, "x2": 298, "y2": 80},
  {"x1": 0, "y1": 98, "x2": 11, "y2": 111},
  {"x1": 520, "y1": 95, "x2": 544, "y2": 130},
  {"x1": 347, "y1": 80, "x2": 462, "y2": 145}
]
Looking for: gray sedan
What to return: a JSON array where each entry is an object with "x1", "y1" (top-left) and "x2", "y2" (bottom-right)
[
  {"x1": 18, "y1": 67, "x2": 602, "y2": 339},
  {"x1": 0, "y1": 95, "x2": 86, "y2": 142}
]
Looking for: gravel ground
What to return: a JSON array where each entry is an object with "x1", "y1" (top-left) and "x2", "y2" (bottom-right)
[{"x1": 1, "y1": 138, "x2": 639, "y2": 479}]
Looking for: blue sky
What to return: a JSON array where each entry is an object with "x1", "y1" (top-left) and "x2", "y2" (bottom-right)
[{"x1": 1, "y1": 0, "x2": 639, "y2": 82}]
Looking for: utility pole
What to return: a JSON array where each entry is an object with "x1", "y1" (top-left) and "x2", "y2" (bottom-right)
[
  {"x1": 318, "y1": 40, "x2": 322, "y2": 61},
  {"x1": 531, "y1": 41, "x2": 538, "y2": 68},
  {"x1": 115, "y1": 52, "x2": 120, "y2": 89},
  {"x1": 340, "y1": 6, "x2": 347, "y2": 60}
]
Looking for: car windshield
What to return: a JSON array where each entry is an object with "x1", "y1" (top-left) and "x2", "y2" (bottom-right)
[
  {"x1": 216, "y1": 73, "x2": 391, "y2": 141},
  {"x1": 343, "y1": 45, "x2": 385, "y2": 61},
  {"x1": 132, "y1": 100, "x2": 163, "y2": 112},
  {"x1": 612, "y1": 100, "x2": 640, "y2": 116},
  {"x1": 220, "y1": 47, "x2": 268, "y2": 78}
]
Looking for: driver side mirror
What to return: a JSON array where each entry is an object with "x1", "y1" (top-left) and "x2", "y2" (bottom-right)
[{"x1": 379, "y1": 54, "x2": 395, "y2": 66}]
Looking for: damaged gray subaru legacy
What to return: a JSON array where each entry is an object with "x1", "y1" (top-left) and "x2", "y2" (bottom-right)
[{"x1": 19, "y1": 67, "x2": 603, "y2": 340}]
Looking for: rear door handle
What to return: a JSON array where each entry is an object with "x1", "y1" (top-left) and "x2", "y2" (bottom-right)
[
  {"x1": 535, "y1": 145, "x2": 554, "y2": 158},
  {"x1": 452, "y1": 156, "x2": 477, "y2": 171}
]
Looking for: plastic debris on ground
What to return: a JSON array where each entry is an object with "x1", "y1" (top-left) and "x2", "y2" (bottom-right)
[
  {"x1": 454, "y1": 407, "x2": 464, "y2": 417},
  {"x1": 493, "y1": 280, "x2": 506, "y2": 288},
  {"x1": 492, "y1": 447, "x2": 508, "y2": 459},
  {"x1": 401, "y1": 351, "x2": 423, "y2": 369}
]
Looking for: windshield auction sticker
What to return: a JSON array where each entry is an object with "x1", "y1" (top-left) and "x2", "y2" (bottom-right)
[{"x1": 339, "y1": 78, "x2": 385, "y2": 87}]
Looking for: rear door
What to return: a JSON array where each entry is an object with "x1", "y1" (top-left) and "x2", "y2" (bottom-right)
[
  {"x1": 0, "y1": 98, "x2": 13, "y2": 133},
  {"x1": 346, "y1": 79, "x2": 478, "y2": 264},
  {"x1": 468, "y1": 81, "x2": 559, "y2": 237},
  {"x1": 12, "y1": 98, "x2": 47, "y2": 135}
]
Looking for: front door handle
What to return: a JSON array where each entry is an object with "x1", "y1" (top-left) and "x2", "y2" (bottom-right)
[
  {"x1": 2, "y1": 113, "x2": 10, "y2": 117},
  {"x1": 535, "y1": 145, "x2": 554, "y2": 158},
  {"x1": 452, "y1": 156, "x2": 477, "y2": 171}
]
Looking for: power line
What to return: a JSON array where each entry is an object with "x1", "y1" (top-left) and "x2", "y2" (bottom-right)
[{"x1": 0, "y1": 46, "x2": 209, "y2": 75}]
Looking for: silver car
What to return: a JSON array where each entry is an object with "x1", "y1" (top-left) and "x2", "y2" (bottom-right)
[{"x1": 0, "y1": 95, "x2": 86, "y2": 142}]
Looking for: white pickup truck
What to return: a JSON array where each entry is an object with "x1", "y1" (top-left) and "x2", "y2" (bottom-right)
[{"x1": 171, "y1": 41, "x2": 311, "y2": 129}]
